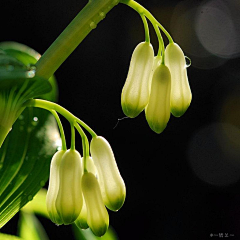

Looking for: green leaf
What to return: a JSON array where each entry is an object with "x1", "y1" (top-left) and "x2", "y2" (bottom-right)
[
  {"x1": 0, "y1": 233, "x2": 23, "y2": 240},
  {"x1": 21, "y1": 188, "x2": 48, "y2": 218},
  {"x1": 18, "y1": 212, "x2": 49, "y2": 240},
  {"x1": 0, "y1": 107, "x2": 61, "y2": 228},
  {"x1": 72, "y1": 224, "x2": 119, "y2": 240},
  {"x1": 0, "y1": 41, "x2": 58, "y2": 102}
]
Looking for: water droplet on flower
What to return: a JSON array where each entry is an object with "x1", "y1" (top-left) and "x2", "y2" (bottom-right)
[
  {"x1": 185, "y1": 56, "x2": 191, "y2": 68},
  {"x1": 90, "y1": 22, "x2": 97, "y2": 29},
  {"x1": 40, "y1": 180, "x2": 45, "y2": 187},
  {"x1": 28, "y1": 195, "x2": 33, "y2": 201},
  {"x1": 99, "y1": 12, "x2": 106, "y2": 19}
]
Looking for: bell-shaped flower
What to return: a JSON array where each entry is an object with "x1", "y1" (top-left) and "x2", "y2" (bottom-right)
[
  {"x1": 165, "y1": 42, "x2": 192, "y2": 117},
  {"x1": 75, "y1": 156, "x2": 97, "y2": 230},
  {"x1": 145, "y1": 64, "x2": 171, "y2": 134},
  {"x1": 55, "y1": 149, "x2": 83, "y2": 225},
  {"x1": 90, "y1": 136, "x2": 126, "y2": 211},
  {"x1": 82, "y1": 172, "x2": 109, "y2": 237},
  {"x1": 121, "y1": 42, "x2": 154, "y2": 118},
  {"x1": 46, "y1": 150, "x2": 66, "y2": 225}
]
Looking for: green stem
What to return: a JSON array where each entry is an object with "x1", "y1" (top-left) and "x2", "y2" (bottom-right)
[
  {"x1": 153, "y1": 24, "x2": 165, "y2": 64},
  {"x1": 35, "y1": 0, "x2": 120, "y2": 80},
  {"x1": 120, "y1": 0, "x2": 173, "y2": 43},
  {"x1": 24, "y1": 99, "x2": 97, "y2": 137},
  {"x1": 75, "y1": 123, "x2": 89, "y2": 173},
  {"x1": 70, "y1": 122, "x2": 76, "y2": 150},
  {"x1": 50, "y1": 110, "x2": 67, "y2": 151},
  {"x1": 140, "y1": 14, "x2": 150, "y2": 43}
]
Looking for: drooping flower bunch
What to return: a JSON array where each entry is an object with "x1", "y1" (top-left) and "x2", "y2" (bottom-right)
[
  {"x1": 121, "y1": 1, "x2": 192, "y2": 134},
  {"x1": 46, "y1": 133, "x2": 126, "y2": 237}
]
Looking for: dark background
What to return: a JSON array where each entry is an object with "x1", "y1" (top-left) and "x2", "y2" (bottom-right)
[{"x1": 1, "y1": 0, "x2": 240, "y2": 239}]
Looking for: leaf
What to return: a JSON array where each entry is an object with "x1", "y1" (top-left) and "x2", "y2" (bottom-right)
[
  {"x1": 72, "y1": 224, "x2": 119, "y2": 240},
  {"x1": 0, "y1": 233, "x2": 23, "y2": 240},
  {"x1": 0, "y1": 41, "x2": 58, "y2": 102},
  {"x1": 0, "y1": 40, "x2": 60, "y2": 227},
  {"x1": 0, "y1": 107, "x2": 61, "y2": 228},
  {"x1": 18, "y1": 212, "x2": 49, "y2": 240},
  {"x1": 21, "y1": 188, "x2": 48, "y2": 218}
]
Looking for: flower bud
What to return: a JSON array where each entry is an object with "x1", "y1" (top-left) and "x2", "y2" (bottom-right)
[
  {"x1": 145, "y1": 64, "x2": 171, "y2": 134},
  {"x1": 75, "y1": 156, "x2": 97, "y2": 230},
  {"x1": 165, "y1": 43, "x2": 192, "y2": 117},
  {"x1": 90, "y1": 136, "x2": 126, "y2": 211},
  {"x1": 82, "y1": 172, "x2": 109, "y2": 237},
  {"x1": 121, "y1": 42, "x2": 154, "y2": 118},
  {"x1": 55, "y1": 149, "x2": 83, "y2": 225},
  {"x1": 46, "y1": 150, "x2": 66, "y2": 225}
]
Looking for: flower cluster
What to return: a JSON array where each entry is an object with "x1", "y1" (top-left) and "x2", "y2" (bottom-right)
[
  {"x1": 46, "y1": 136, "x2": 126, "y2": 237},
  {"x1": 121, "y1": 41, "x2": 192, "y2": 134}
]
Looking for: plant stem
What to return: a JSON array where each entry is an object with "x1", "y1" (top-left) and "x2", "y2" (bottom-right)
[
  {"x1": 50, "y1": 110, "x2": 67, "y2": 150},
  {"x1": 35, "y1": 0, "x2": 120, "y2": 80},
  {"x1": 120, "y1": 0, "x2": 173, "y2": 43},
  {"x1": 24, "y1": 99, "x2": 97, "y2": 138}
]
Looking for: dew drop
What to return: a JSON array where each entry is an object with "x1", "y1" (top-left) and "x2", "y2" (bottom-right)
[
  {"x1": 32, "y1": 117, "x2": 39, "y2": 126},
  {"x1": 90, "y1": 22, "x2": 97, "y2": 29},
  {"x1": 99, "y1": 12, "x2": 106, "y2": 20},
  {"x1": 28, "y1": 195, "x2": 33, "y2": 201},
  {"x1": 26, "y1": 70, "x2": 35, "y2": 78},
  {"x1": 40, "y1": 180, "x2": 45, "y2": 187},
  {"x1": 185, "y1": 56, "x2": 191, "y2": 68}
]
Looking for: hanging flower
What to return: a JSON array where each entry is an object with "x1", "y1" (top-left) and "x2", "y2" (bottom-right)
[
  {"x1": 46, "y1": 150, "x2": 66, "y2": 225},
  {"x1": 145, "y1": 64, "x2": 171, "y2": 134},
  {"x1": 55, "y1": 149, "x2": 83, "y2": 225},
  {"x1": 90, "y1": 136, "x2": 126, "y2": 212},
  {"x1": 121, "y1": 42, "x2": 154, "y2": 118},
  {"x1": 82, "y1": 172, "x2": 109, "y2": 237},
  {"x1": 75, "y1": 156, "x2": 97, "y2": 230},
  {"x1": 165, "y1": 42, "x2": 192, "y2": 117}
]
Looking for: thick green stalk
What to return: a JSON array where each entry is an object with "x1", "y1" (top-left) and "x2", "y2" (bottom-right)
[{"x1": 35, "y1": 0, "x2": 120, "y2": 79}]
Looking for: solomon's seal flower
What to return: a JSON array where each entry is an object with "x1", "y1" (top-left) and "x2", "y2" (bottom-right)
[
  {"x1": 55, "y1": 149, "x2": 83, "y2": 225},
  {"x1": 82, "y1": 172, "x2": 109, "y2": 237},
  {"x1": 165, "y1": 42, "x2": 192, "y2": 117},
  {"x1": 145, "y1": 64, "x2": 171, "y2": 134},
  {"x1": 90, "y1": 136, "x2": 126, "y2": 211},
  {"x1": 75, "y1": 156, "x2": 97, "y2": 230},
  {"x1": 46, "y1": 150, "x2": 66, "y2": 225},
  {"x1": 121, "y1": 42, "x2": 154, "y2": 118}
]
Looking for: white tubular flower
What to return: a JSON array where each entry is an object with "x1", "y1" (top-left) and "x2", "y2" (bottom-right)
[
  {"x1": 82, "y1": 172, "x2": 109, "y2": 237},
  {"x1": 165, "y1": 42, "x2": 192, "y2": 117},
  {"x1": 46, "y1": 150, "x2": 66, "y2": 225},
  {"x1": 75, "y1": 156, "x2": 97, "y2": 230},
  {"x1": 55, "y1": 149, "x2": 83, "y2": 225},
  {"x1": 121, "y1": 42, "x2": 154, "y2": 118},
  {"x1": 90, "y1": 136, "x2": 126, "y2": 211},
  {"x1": 145, "y1": 64, "x2": 171, "y2": 134}
]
